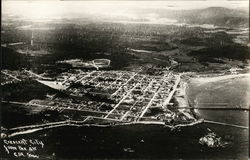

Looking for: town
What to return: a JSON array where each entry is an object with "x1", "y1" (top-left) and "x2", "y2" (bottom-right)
[{"x1": 1, "y1": 66, "x2": 198, "y2": 136}]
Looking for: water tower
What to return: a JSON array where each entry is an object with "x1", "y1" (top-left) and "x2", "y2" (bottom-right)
[{"x1": 31, "y1": 30, "x2": 34, "y2": 46}]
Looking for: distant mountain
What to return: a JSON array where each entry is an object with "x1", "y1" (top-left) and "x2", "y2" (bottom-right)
[
  {"x1": 177, "y1": 7, "x2": 249, "y2": 28},
  {"x1": 135, "y1": 7, "x2": 248, "y2": 28}
]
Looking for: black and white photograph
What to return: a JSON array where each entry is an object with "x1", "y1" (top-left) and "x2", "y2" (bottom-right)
[{"x1": 1, "y1": 0, "x2": 249, "y2": 159}]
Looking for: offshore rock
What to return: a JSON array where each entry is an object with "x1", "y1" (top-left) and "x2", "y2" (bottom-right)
[{"x1": 199, "y1": 131, "x2": 229, "y2": 148}]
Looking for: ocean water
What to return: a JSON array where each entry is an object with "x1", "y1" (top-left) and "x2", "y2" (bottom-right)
[{"x1": 1, "y1": 122, "x2": 248, "y2": 159}]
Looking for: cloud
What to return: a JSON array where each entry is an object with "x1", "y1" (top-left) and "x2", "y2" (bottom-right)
[{"x1": 2, "y1": 0, "x2": 248, "y2": 22}]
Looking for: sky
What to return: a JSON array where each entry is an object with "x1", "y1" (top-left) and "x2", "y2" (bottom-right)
[{"x1": 2, "y1": 1, "x2": 249, "y2": 22}]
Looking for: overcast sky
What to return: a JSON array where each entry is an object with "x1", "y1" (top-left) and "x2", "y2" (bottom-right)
[{"x1": 2, "y1": 1, "x2": 249, "y2": 22}]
